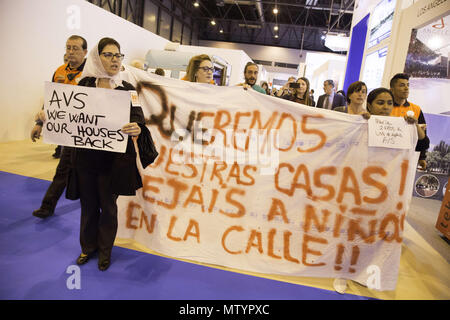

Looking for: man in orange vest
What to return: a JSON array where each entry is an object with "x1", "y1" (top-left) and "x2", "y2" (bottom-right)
[
  {"x1": 31, "y1": 35, "x2": 88, "y2": 218},
  {"x1": 390, "y1": 73, "x2": 429, "y2": 170}
]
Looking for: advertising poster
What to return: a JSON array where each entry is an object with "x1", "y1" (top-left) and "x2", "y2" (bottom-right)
[
  {"x1": 361, "y1": 46, "x2": 388, "y2": 92},
  {"x1": 404, "y1": 13, "x2": 450, "y2": 201},
  {"x1": 412, "y1": 113, "x2": 450, "y2": 201},
  {"x1": 367, "y1": 0, "x2": 397, "y2": 48},
  {"x1": 405, "y1": 13, "x2": 450, "y2": 115}
]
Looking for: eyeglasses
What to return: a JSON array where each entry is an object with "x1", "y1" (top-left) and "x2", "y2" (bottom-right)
[
  {"x1": 66, "y1": 46, "x2": 82, "y2": 52},
  {"x1": 198, "y1": 66, "x2": 214, "y2": 73},
  {"x1": 101, "y1": 52, "x2": 125, "y2": 60}
]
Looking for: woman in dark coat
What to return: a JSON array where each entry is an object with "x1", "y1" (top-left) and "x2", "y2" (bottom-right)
[{"x1": 70, "y1": 37, "x2": 156, "y2": 271}]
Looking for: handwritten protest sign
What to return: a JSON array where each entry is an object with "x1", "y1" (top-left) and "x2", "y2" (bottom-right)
[
  {"x1": 115, "y1": 68, "x2": 419, "y2": 291},
  {"x1": 43, "y1": 82, "x2": 130, "y2": 153},
  {"x1": 368, "y1": 116, "x2": 413, "y2": 149}
]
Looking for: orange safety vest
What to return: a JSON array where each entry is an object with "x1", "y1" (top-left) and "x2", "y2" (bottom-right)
[
  {"x1": 52, "y1": 60, "x2": 85, "y2": 85},
  {"x1": 36, "y1": 60, "x2": 86, "y2": 125},
  {"x1": 390, "y1": 100, "x2": 422, "y2": 119}
]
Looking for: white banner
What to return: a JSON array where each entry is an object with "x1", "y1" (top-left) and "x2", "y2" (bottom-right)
[
  {"x1": 117, "y1": 68, "x2": 419, "y2": 291},
  {"x1": 43, "y1": 82, "x2": 130, "y2": 153}
]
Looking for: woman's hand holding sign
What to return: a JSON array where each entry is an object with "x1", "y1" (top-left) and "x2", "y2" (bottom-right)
[
  {"x1": 30, "y1": 110, "x2": 47, "y2": 142},
  {"x1": 122, "y1": 122, "x2": 141, "y2": 137}
]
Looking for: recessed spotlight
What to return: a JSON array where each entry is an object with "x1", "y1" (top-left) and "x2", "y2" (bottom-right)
[
  {"x1": 428, "y1": 36, "x2": 442, "y2": 50},
  {"x1": 220, "y1": 29, "x2": 223, "y2": 33},
  {"x1": 274, "y1": 25, "x2": 279, "y2": 31},
  {"x1": 211, "y1": 20, "x2": 216, "y2": 26},
  {"x1": 193, "y1": 1, "x2": 199, "y2": 7},
  {"x1": 274, "y1": 34, "x2": 279, "y2": 38},
  {"x1": 273, "y1": 8, "x2": 279, "y2": 14}
]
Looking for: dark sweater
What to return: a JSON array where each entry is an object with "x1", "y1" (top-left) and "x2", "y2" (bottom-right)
[{"x1": 280, "y1": 93, "x2": 314, "y2": 106}]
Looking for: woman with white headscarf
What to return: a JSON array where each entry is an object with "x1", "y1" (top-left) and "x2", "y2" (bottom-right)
[{"x1": 68, "y1": 37, "x2": 157, "y2": 271}]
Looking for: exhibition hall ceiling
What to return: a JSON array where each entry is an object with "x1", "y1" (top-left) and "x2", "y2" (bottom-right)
[
  {"x1": 87, "y1": 0, "x2": 354, "y2": 52},
  {"x1": 191, "y1": 0, "x2": 354, "y2": 51}
]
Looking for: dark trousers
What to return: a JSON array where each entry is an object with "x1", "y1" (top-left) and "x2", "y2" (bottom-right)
[
  {"x1": 40, "y1": 146, "x2": 72, "y2": 211},
  {"x1": 77, "y1": 167, "x2": 118, "y2": 261}
]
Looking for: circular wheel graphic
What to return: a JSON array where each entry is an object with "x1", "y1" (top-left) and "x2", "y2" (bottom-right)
[{"x1": 415, "y1": 174, "x2": 440, "y2": 198}]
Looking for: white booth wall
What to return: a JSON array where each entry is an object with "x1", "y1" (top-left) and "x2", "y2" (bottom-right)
[
  {"x1": 256, "y1": 64, "x2": 269, "y2": 86},
  {"x1": 0, "y1": 0, "x2": 263, "y2": 143},
  {"x1": 350, "y1": 0, "x2": 433, "y2": 87},
  {"x1": 351, "y1": 0, "x2": 415, "y2": 25},
  {"x1": 199, "y1": 40, "x2": 307, "y2": 66},
  {"x1": 0, "y1": 0, "x2": 169, "y2": 143},
  {"x1": 200, "y1": 40, "x2": 348, "y2": 91},
  {"x1": 177, "y1": 45, "x2": 254, "y2": 86},
  {"x1": 266, "y1": 69, "x2": 298, "y2": 91},
  {"x1": 306, "y1": 53, "x2": 347, "y2": 94}
]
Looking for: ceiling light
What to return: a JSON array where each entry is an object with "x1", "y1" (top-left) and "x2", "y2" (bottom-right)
[
  {"x1": 220, "y1": 29, "x2": 223, "y2": 33},
  {"x1": 274, "y1": 25, "x2": 279, "y2": 31},
  {"x1": 427, "y1": 36, "x2": 443, "y2": 50},
  {"x1": 324, "y1": 34, "x2": 350, "y2": 51},
  {"x1": 273, "y1": 8, "x2": 278, "y2": 14},
  {"x1": 193, "y1": 1, "x2": 199, "y2": 7},
  {"x1": 274, "y1": 34, "x2": 279, "y2": 38},
  {"x1": 211, "y1": 20, "x2": 216, "y2": 26}
]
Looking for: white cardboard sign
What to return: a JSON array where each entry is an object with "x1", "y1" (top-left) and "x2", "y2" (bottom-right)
[
  {"x1": 43, "y1": 82, "x2": 131, "y2": 153},
  {"x1": 368, "y1": 116, "x2": 413, "y2": 149}
]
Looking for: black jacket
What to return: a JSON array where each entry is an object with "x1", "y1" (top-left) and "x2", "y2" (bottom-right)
[
  {"x1": 316, "y1": 93, "x2": 347, "y2": 110},
  {"x1": 66, "y1": 77, "x2": 158, "y2": 199}
]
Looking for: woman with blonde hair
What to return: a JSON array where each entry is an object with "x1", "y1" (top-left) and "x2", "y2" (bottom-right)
[{"x1": 185, "y1": 54, "x2": 214, "y2": 84}]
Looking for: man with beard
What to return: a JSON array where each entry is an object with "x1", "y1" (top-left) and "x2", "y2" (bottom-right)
[{"x1": 237, "y1": 62, "x2": 266, "y2": 94}]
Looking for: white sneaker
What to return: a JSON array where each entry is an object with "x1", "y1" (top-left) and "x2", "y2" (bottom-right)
[{"x1": 333, "y1": 278, "x2": 348, "y2": 294}]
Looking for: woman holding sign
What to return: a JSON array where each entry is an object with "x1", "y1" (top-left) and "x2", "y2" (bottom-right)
[
  {"x1": 333, "y1": 87, "x2": 428, "y2": 293},
  {"x1": 366, "y1": 88, "x2": 427, "y2": 142},
  {"x1": 69, "y1": 37, "x2": 157, "y2": 271}
]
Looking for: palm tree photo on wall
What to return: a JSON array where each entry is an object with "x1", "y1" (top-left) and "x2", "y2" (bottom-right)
[{"x1": 426, "y1": 141, "x2": 450, "y2": 175}]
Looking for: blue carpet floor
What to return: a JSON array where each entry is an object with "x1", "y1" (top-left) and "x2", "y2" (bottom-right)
[{"x1": 0, "y1": 171, "x2": 374, "y2": 300}]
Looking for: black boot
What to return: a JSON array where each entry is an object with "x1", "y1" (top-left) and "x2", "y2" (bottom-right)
[
  {"x1": 32, "y1": 208, "x2": 54, "y2": 219},
  {"x1": 98, "y1": 259, "x2": 111, "y2": 271}
]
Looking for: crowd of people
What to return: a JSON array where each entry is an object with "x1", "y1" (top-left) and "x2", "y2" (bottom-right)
[
  {"x1": 181, "y1": 54, "x2": 429, "y2": 168},
  {"x1": 30, "y1": 35, "x2": 429, "y2": 291},
  {"x1": 230, "y1": 61, "x2": 429, "y2": 172}
]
